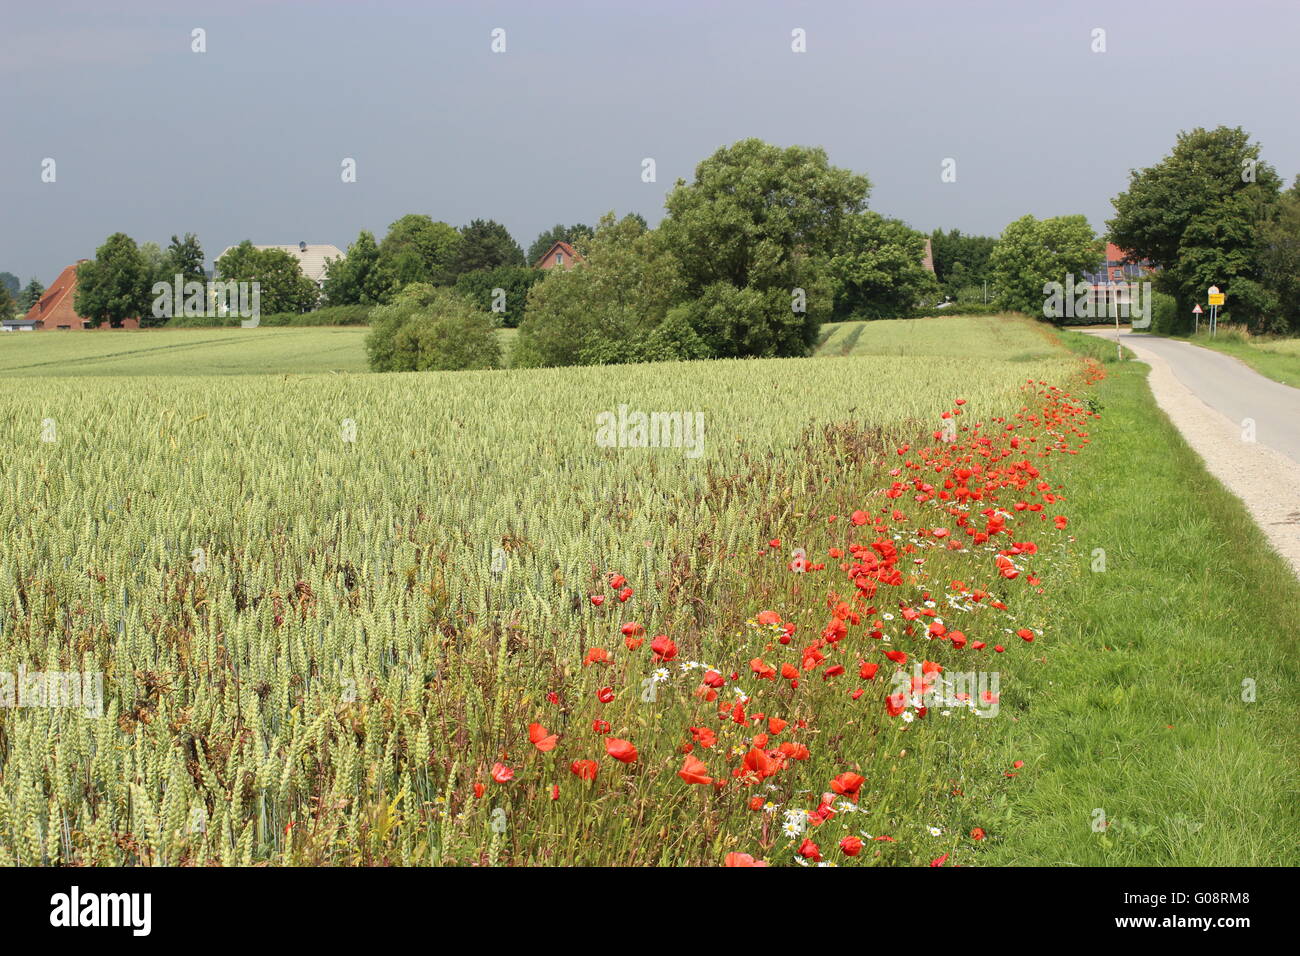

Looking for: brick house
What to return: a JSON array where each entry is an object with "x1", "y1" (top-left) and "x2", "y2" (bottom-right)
[
  {"x1": 1083, "y1": 243, "x2": 1157, "y2": 314},
  {"x1": 534, "y1": 241, "x2": 584, "y2": 271},
  {"x1": 19, "y1": 261, "x2": 140, "y2": 329},
  {"x1": 23, "y1": 262, "x2": 91, "y2": 329}
]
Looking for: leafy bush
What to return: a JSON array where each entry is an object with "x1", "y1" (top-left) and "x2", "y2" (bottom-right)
[
  {"x1": 1150, "y1": 291, "x2": 1182, "y2": 334},
  {"x1": 514, "y1": 214, "x2": 685, "y2": 368},
  {"x1": 577, "y1": 308, "x2": 713, "y2": 365},
  {"x1": 365, "y1": 284, "x2": 501, "y2": 372}
]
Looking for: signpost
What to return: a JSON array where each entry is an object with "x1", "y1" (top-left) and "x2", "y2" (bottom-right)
[
  {"x1": 1207, "y1": 286, "x2": 1224, "y2": 336},
  {"x1": 1193, "y1": 303, "x2": 1203, "y2": 334},
  {"x1": 1111, "y1": 282, "x2": 1123, "y2": 361}
]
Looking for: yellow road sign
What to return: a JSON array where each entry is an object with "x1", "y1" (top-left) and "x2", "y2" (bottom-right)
[{"x1": 1208, "y1": 293, "x2": 1225, "y2": 306}]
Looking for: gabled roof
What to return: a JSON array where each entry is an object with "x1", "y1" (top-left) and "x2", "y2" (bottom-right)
[
  {"x1": 23, "y1": 261, "x2": 89, "y2": 328},
  {"x1": 533, "y1": 240, "x2": 584, "y2": 269},
  {"x1": 218, "y1": 243, "x2": 345, "y2": 283}
]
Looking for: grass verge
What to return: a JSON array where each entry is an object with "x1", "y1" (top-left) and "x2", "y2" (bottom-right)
[{"x1": 973, "y1": 335, "x2": 1300, "y2": 865}]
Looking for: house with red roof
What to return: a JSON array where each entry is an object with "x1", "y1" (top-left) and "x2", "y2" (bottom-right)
[
  {"x1": 534, "y1": 241, "x2": 584, "y2": 271},
  {"x1": 17, "y1": 262, "x2": 90, "y2": 329},
  {"x1": 1082, "y1": 243, "x2": 1157, "y2": 315},
  {"x1": 10, "y1": 261, "x2": 139, "y2": 330}
]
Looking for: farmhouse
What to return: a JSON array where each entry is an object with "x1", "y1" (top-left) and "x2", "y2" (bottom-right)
[
  {"x1": 14, "y1": 262, "x2": 141, "y2": 330},
  {"x1": 534, "y1": 240, "x2": 584, "y2": 271},
  {"x1": 1083, "y1": 243, "x2": 1157, "y2": 315},
  {"x1": 220, "y1": 241, "x2": 344, "y2": 287}
]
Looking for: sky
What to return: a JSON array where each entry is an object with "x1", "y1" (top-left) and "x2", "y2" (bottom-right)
[{"x1": 2, "y1": 0, "x2": 1299, "y2": 284}]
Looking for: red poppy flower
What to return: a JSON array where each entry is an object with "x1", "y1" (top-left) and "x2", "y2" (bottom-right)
[
  {"x1": 528, "y1": 722, "x2": 558, "y2": 752},
  {"x1": 490, "y1": 762, "x2": 514, "y2": 784},
  {"x1": 970, "y1": 827, "x2": 985, "y2": 841},
  {"x1": 690, "y1": 726, "x2": 717, "y2": 748},
  {"x1": 473, "y1": 782, "x2": 485, "y2": 798},
  {"x1": 589, "y1": 595, "x2": 604, "y2": 606},
  {"x1": 584, "y1": 647, "x2": 610, "y2": 667},
  {"x1": 678, "y1": 754, "x2": 713, "y2": 785},
  {"x1": 798, "y1": 838, "x2": 822, "y2": 861},
  {"x1": 570, "y1": 759, "x2": 598, "y2": 780},
  {"x1": 605, "y1": 737, "x2": 638, "y2": 763},
  {"x1": 724, "y1": 852, "x2": 768, "y2": 867},
  {"x1": 757, "y1": 610, "x2": 782, "y2": 627},
  {"x1": 596, "y1": 686, "x2": 614, "y2": 703},
  {"x1": 608, "y1": 573, "x2": 626, "y2": 589},
  {"x1": 859, "y1": 661, "x2": 879, "y2": 680},
  {"x1": 650, "y1": 634, "x2": 677, "y2": 661},
  {"x1": 830, "y1": 772, "x2": 865, "y2": 800},
  {"x1": 840, "y1": 836, "x2": 863, "y2": 856}
]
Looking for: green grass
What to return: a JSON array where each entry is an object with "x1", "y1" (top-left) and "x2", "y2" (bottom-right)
[
  {"x1": 970, "y1": 332, "x2": 1300, "y2": 865},
  {"x1": 0, "y1": 326, "x2": 523, "y2": 376},
  {"x1": 1176, "y1": 332, "x2": 1300, "y2": 389},
  {"x1": 814, "y1": 314, "x2": 1057, "y2": 362},
  {"x1": 0, "y1": 327, "x2": 370, "y2": 376}
]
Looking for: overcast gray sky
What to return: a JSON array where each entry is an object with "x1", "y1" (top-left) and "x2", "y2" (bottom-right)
[{"x1": 2, "y1": 0, "x2": 1298, "y2": 284}]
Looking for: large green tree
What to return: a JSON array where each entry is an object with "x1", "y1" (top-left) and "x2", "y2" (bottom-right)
[
  {"x1": 929, "y1": 229, "x2": 998, "y2": 301},
  {"x1": 453, "y1": 265, "x2": 542, "y2": 328},
  {"x1": 322, "y1": 231, "x2": 393, "y2": 306},
  {"x1": 828, "y1": 213, "x2": 941, "y2": 319},
  {"x1": 455, "y1": 219, "x2": 525, "y2": 275},
  {"x1": 216, "y1": 241, "x2": 319, "y2": 315},
  {"x1": 659, "y1": 138, "x2": 869, "y2": 357},
  {"x1": 75, "y1": 233, "x2": 153, "y2": 327},
  {"x1": 0, "y1": 272, "x2": 18, "y2": 298},
  {"x1": 1255, "y1": 178, "x2": 1300, "y2": 333},
  {"x1": 379, "y1": 215, "x2": 462, "y2": 286},
  {"x1": 165, "y1": 233, "x2": 206, "y2": 286},
  {"x1": 526, "y1": 223, "x2": 594, "y2": 266},
  {"x1": 1108, "y1": 126, "x2": 1282, "y2": 329},
  {"x1": 988, "y1": 214, "x2": 1104, "y2": 316}
]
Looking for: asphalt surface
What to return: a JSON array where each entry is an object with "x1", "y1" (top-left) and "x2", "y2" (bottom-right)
[{"x1": 1090, "y1": 331, "x2": 1300, "y2": 465}]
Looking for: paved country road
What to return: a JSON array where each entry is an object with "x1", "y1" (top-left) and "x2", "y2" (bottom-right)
[{"x1": 1082, "y1": 328, "x2": 1300, "y2": 577}]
